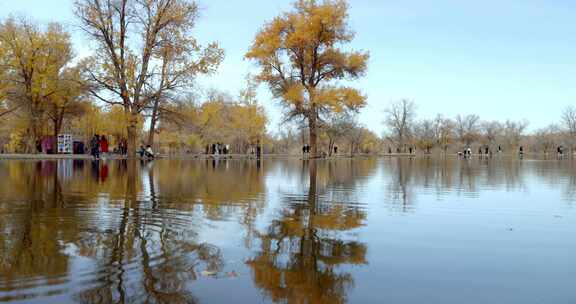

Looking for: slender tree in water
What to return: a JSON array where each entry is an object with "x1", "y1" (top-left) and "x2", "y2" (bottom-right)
[{"x1": 246, "y1": 0, "x2": 369, "y2": 158}]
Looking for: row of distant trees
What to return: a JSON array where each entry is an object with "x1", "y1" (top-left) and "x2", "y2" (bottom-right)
[{"x1": 383, "y1": 99, "x2": 576, "y2": 155}]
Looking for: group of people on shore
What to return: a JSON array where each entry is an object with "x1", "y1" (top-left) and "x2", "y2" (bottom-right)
[
  {"x1": 206, "y1": 143, "x2": 230, "y2": 155},
  {"x1": 138, "y1": 145, "x2": 155, "y2": 160},
  {"x1": 90, "y1": 135, "x2": 128, "y2": 160},
  {"x1": 86, "y1": 138, "x2": 572, "y2": 161},
  {"x1": 458, "y1": 145, "x2": 567, "y2": 158},
  {"x1": 90, "y1": 135, "x2": 108, "y2": 160},
  {"x1": 386, "y1": 147, "x2": 418, "y2": 154},
  {"x1": 459, "y1": 145, "x2": 506, "y2": 158},
  {"x1": 301, "y1": 145, "x2": 339, "y2": 156}
]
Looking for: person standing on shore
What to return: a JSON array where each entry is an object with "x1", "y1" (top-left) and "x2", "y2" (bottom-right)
[
  {"x1": 138, "y1": 145, "x2": 146, "y2": 158},
  {"x1": 145, "y1": 145, "x2": 155, "y2": 159},
  {"x1": 99, "y1": 135, "x2": 109, "y2": 156},
  {"x1": 90, "y1": 135, "x2": 100, "y2": 160},
  {"x1": 120, "y1": 139, "x2": 128, "y2": 156}
]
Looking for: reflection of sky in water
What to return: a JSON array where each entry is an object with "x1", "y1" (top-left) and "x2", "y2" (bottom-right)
[{"x1": 0, "y1": 158, "x2": 575, "y2": 303}]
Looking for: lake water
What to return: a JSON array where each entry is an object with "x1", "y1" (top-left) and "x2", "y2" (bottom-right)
[{"x1": 0, "y1": 157, "x2": 574, "y2": 303}]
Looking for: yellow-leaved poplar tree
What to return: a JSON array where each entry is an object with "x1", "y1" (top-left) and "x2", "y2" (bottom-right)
[
  {"x1": 74, "y1": 0, "x2": 223, "y2": 157},
  {"x1": 45, "y1": 67, "x2": 89, "y2": 138},
  {"x1": 246, "y1": 0, "x2": 369, "y2": 157},
  {"x1": 0, "y1": 18, "x2": 73, "y2": 152}
]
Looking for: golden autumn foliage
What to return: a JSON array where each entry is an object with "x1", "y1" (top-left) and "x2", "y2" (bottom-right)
[
  {"x1": 71, "y1": 105, "x2": 143, "y2": 145},
  {"x1": 157, "y1": 89, "x2": 268, "y2": 154},
  {"x1": 0, "y1": 17, "x2": 77, "y2": 152},
  {"x1": 246, "y1": 0, "x2": 369, "y2": 157}
]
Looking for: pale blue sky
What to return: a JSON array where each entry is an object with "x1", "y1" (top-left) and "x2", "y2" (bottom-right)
[{"x1": 1, "y1": 0, "x2": 575, "y2": 135}]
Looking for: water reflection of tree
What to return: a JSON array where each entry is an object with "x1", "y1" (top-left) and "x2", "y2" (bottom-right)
[
  {"x1": 533, "y1": 160, "x2": 576, "y2": 203},
  {"x1": 153, "y1": 159, "x2": 266, "y2": 221},
  {"x1": 563, "y1": 161, "x2": 576, "y2": 203},
  {"x1": 75, "y1": 159, "x2": 224, "y2": 304},
  {"x1": 246, "y1": 161, "x2": 367, "y2": 304},
  {"x1": 152, "y1": 159, "x2": 269, "y2": 249},
  {"x1": 385, "y1": 158, "x2": 417, "y2": 211},
  {"x1": 0, "y1": 160, "x2": 226, "y2": 303},
  {"x1": 381, "y1": 158, "x2": 535, "y2": 209},
  {"x1": 0, "y1": 161, "x2": 73, "y2": 301}
]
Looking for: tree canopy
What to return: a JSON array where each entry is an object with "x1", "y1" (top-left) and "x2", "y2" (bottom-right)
[{"x1": 246, "y1": 0, "x2": 369, "y2": 157}]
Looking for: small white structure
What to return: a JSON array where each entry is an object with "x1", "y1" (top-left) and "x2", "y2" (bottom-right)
[{"x1": 57, "y1": 134, "x2": 73, "y2": 154}]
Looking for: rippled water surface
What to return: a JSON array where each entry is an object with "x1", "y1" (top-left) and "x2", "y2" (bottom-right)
[{"x1": 0, "y1": 157, "x2": 575, "y2": 303}]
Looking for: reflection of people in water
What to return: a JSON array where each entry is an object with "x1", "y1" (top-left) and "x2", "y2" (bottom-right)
[
  {"x1": 100, "y1": 162, "x2": 108, "y2": 182},
  {"x1": 91, "y1": 160, "x2": 100, "y2": 182}
]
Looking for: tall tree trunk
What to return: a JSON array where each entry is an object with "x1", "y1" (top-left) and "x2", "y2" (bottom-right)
[
  {"x1": 53, "y1": 119, "x2": 59, "y2": 153},
  {"x1": 309, "y1": 114, "x2": 318, "y2": 158},
  {"x1": 147, "y1": 97, "x2": 160, "y2": 146},
  {"x1": 51, "y1": 113, "x2": 65, "y2": 153},
  {"x1": 127, "y1": 112, "x2": 139, "y2": 158},
  {"x1": 28, "y1": 114, "x2": 42, "y2": 154},
  {"x1": 147, "y1": 115, "x2": 157, "y2": 147}
]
